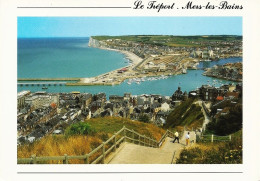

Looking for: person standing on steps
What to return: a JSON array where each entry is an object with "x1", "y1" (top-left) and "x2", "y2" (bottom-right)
[
  {"x1": 172, "y1": 131, "x2": 179, "y2": 143},
  {"x1": 185, "y1": 132, "x2": 190, "y2": 146}
]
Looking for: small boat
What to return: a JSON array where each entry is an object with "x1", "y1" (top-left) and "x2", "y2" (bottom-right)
[{"x1": 42, "y1": 87, "x2": 48, "y2": 90}]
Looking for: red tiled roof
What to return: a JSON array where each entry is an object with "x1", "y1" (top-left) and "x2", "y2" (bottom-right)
[
  {"x1": 121, "y1": 68, "x2": 127, "y2": 71},
  {"x1": 216, "y1": 96, "x2": 224, "y2": 101}
]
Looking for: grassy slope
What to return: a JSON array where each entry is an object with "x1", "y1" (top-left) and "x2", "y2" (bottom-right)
[
  {"x1": 176, "y1": 130, "x2": 242, "y2": 164},
  {"x1": 17, "y1": 117, "x2": 165, "y2": 163},
  {"x1": 86, "y1": 117, "x2": 165, "y2": 141},
  {"x1": 165, "y1": 98, "x2": 204, "y2": 130}
]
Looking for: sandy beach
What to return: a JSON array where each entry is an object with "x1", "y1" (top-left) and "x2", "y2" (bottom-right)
[
  {"x1": 97, "y1": 47, "x2": 143, "y2": 66},
  {"x1": 79, "y1": 47, "x2": 144, "y2": 84}
]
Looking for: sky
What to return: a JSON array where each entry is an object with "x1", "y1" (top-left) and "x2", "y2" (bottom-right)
[{"x1": 17, "y1": 17, "x2": 242, "y2": 38}]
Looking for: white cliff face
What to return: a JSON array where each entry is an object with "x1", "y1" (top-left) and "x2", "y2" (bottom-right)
[
  {"x1": 88, "y1": 37, "x2": 109, "y2": 48},
  {"x1": 88, "y1": 37, "x2": 101, "y2": 48}
]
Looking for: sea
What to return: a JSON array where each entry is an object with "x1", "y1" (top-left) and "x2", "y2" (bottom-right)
[{"x1": 17, "y1": 37, "x2": 242, "y2": 96}]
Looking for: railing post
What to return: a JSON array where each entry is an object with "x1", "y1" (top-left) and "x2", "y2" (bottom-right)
[
  {"x1": 123, "y1": 126, "x2": 126, "y2": 142},
  {"x1": 102, "y1": 142, "x2": 105, "y2": 164},
  {"x1": 84, "y1": 154, "x2": 89, "y2": 164},
  {"x1": 31, "y1": 154, "x2": 36, "y2": 164},
  {"x1": 211, "y1": 134, "x2": 214, "y2": 143},
  {"x1": 132, "y1": 130, "x2": 134, "y2": 143},
  {"x1": 139, "y1": 135, "x2": 141, "y2": 145},
  {"x1": 63, "y1": 154, "x2": 68, "y2": 164},
  {"x1": 113, "y1": 134, "x2": 117, "y2": 152},
  {"x1": 229, "y1": 135, "x2": 232, "y2": 141}
]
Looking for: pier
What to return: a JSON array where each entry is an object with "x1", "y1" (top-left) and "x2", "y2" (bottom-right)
[
  {"x1": 18, "y1": 78, "x2": 80, "y2": 81},
  {"x1": 18, "y1": 82, "x2": 67, "y2": 86}
]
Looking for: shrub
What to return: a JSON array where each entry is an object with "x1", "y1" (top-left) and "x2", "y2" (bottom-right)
[
  {"x1": 138, "y1": 114, "x2": 150, "y2": 123},
  {"x1": 176, "y1": 130, "x2": 242, "y2": 164},
  {"x1": 207, "y1": 104, "x2": 242, "y2": 135},
  {"x1": 65, "y1": 122, "x2": 96, "y2": 136}
]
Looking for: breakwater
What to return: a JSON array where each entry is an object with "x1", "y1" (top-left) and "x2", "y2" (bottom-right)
[{"x1": 18, "y1": 78, "x2": 80, "y2": 81}]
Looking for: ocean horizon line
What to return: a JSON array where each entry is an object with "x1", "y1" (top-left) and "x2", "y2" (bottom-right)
[{"x1": 17, "y1": 34, "x2": 242, "y2": 39}]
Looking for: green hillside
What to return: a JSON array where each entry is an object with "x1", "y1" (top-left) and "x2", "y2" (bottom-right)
[
  {"x1": 165, "y1": 98, "x2": 204, "y2": 130},
  {"x1": 92, "y1": 35, "x2": 242, "y2": 47}
]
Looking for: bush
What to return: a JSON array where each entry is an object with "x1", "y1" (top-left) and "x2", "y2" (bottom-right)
[
  {"x1": 138, "y1": 114, "x2": 150, "y2": 123},
  {"x1": 207, "y1": 104, "x2": 242, "y2": 135},
  {"x1": 65, "y1": 122, "x2": 96, "y2": 136}
]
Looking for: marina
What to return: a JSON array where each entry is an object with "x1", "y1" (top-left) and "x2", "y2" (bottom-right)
[
  {"x1": 17, "y1": 38, "x2": 242, "y2": 96},
  {"x1": 18, "y1": 69, "x2": 238, "y2": 97}
]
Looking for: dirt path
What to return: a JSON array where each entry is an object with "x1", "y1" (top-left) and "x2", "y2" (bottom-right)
[{"x1": 195, "y1": 100, "x2": 211, "y2": 131}]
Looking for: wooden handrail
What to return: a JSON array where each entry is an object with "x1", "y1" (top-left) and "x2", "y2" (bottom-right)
[
  {"x1": 88, "y1": 144, "x2": 103, "y2": 157},
  {"x1": 158, "y1": 130, "x2": 168, "y2": 145},
  {"x1": 18, "y1": 126, "x2": 231, "y2": 164},
  {"x1": 17, "y1": 126, "x2": 171, "y2": 164},
  {"x1": 124, "y1": 127, "x2": 157, "y2": 144}
]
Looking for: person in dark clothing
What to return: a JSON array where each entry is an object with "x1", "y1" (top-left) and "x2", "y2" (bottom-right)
[{"x1": 172, "y1": 131, "x2": 179, "y2": 143}]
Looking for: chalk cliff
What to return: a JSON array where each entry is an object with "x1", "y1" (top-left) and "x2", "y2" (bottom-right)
[
  {"x1": 88, "y1": 37, "x2": 108, "y2": 48},
  {"x1": 88, "y1": 37, "x2": 99, "y2": 47}
]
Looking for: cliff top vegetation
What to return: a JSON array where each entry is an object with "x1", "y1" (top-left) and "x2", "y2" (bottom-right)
[{"x1": 92, "y1": 35, "x2": 242, "y2": 47}]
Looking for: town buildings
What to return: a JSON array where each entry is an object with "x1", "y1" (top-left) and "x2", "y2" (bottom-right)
[{"x1": 17, "y1": 82, "x2": 242, "y2": 145}]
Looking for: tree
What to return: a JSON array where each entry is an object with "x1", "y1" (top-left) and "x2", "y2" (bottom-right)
[
  {"x1": 65, "y1": 122, "x2": 96, "y2": 136},
  {"x1": 207, "y1": 104, "x2": 242, "y2": 135}
]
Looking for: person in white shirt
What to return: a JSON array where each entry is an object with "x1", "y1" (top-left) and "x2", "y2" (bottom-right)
[
  {"x1": 172, "y1": 131, "x2": 179, "y2": 143},
  {"x1": 185, "y1": 132, "x2": 190, "y2": 146}
]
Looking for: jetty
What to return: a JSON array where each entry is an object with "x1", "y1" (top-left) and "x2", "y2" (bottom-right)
[
  {"x1": 18, "y1": 82, "x2": 66, "y2": 86},
  {"x1": 18, "y1": 78, "x2": 80, "y2": 81}
]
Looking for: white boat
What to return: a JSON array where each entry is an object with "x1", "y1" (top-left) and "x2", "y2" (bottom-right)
[{"x1": 160, "y1": 75, "x2": 168, "y2": 79}]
